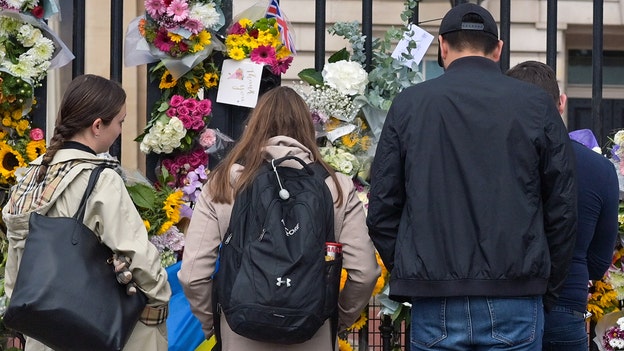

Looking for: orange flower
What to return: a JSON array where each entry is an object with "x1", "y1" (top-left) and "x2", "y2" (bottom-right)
[{"x1": 138, "y1": 18, "x2": 146, "y2": 37}]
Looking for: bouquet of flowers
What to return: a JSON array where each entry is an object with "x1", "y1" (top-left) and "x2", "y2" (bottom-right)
[
  {"x1": 595, "y1": 311, "x2": 624, "y2": 351},
  {"x1": 137, "y1": 93, "x2": 212, "y2": 154},
  {"x1": 141, "y1": 0, "x2": 222, "y2": 58},
  {"x1": 224, "y1": 16, "x2": 293, "y2": 75},
  {"x1": 0, "y1": 70, "x2": 33, "y2": 118},
  {"x1": 160, "y1": 146, "x2": 209, "y2": 188},
  {"x1": 296, "y1": 48, "x2": 368, "y2": 124},
  {"x1": 150, "y1": 58, "x2": 219, "y2": 96},
  {"x1": 125, "y1": 168, "x2": 186, "y2": 267},
  {"x1": 0, "y1": 13, "x2": 55, "y2": 86},
  {"x1": 125, "y1": 0, "x2": 225, "y2": 80},
  {"x1": 0, "y1": 0, "x2": 45, "y2": 18}
]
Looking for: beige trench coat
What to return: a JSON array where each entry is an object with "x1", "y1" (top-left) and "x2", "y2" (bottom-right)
[
  {"x1": 179, "y1": 136, "x2": 381, "y2": 350},
  {"x1": 2, "y1": 149, "x2": 171, "y2": 351}
]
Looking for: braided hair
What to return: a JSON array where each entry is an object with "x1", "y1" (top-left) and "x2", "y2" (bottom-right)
[{"x1": 36, "y1": 74, "x2": 126, "y2": 182}]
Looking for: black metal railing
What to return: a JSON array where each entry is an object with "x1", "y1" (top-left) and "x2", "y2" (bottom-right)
[{"x1": 59, "y1": 1, "x2": 608, "y2": 350}]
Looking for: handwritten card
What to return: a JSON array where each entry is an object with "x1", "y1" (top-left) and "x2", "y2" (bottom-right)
[
  {"x1": 391, "y1": 24, "x2": 434, "y2": 68},
  {"x1": 216, "y1": 59, "x2": 264, "y2": 108}
]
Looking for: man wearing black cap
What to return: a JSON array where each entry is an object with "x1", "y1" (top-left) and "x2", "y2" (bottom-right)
[{"x1": 367, "y1": 3, "x2": 578, "y2": 350}]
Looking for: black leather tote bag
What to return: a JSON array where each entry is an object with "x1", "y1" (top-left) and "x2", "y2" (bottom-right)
[{"x1": 4, "y1": 165, "x2": 147, "y2": 351}]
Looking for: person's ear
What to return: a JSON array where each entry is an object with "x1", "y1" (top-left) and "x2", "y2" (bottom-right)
[
  {"x1": 438, "y1": 35, "x2": 448, "y2": 67},
  {"x1": 92, "y1": 118, "x2": 102, "y2": 137},
  {"x1": 489, "y1": 40, "x2": 504, "y2": 62},
  {"x1": 558, "y1": 93, "x2": 568, "y2": 115}
]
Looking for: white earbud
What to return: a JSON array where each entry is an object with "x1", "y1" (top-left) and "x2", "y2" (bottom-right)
[
  {"x1": 279, "y1": 188, "x2": 290, "y2": 200},
  {"x1": 272, "y1": 159, "x2": 290, "y2": 200}
]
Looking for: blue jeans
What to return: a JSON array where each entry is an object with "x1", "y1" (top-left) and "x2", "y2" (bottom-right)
[
  {"x1": 410, "y1": 296, "x2": 544, "y2": 351},
  {"x1": 542, "y1": 305, "x2": 588, "y2": 351}
]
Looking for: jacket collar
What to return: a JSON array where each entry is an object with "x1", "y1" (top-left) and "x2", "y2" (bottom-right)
[{"x1": 445, "y1": 56, "x2": 501, "y2": 74}]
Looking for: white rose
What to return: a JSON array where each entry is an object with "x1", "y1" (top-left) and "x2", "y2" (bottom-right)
[{"x1": 322, "y1": 60, "x2": 368, "y2": 96}]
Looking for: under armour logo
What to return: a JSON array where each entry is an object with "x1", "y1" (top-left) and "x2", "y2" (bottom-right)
[
  {"x1": 276, "y1": 277, "x2": 291, "y2": 287},
  {"x1": 281, "y1": 219, "x2": 300, "y2": 236}
]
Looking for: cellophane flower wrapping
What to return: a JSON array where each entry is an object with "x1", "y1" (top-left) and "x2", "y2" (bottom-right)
[
  {"x1": 595, "y1": 311, "x2": 624, "y2": 351},
  {"x1": 124, "y1": 0, "x2": 226, "y2": 79}
]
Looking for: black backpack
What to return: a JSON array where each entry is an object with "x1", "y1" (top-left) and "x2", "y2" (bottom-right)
[{"x1": 214, "y1": 155, "x2": 342, "y2": 345}]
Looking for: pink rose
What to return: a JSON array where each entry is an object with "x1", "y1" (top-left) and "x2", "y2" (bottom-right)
[
  {"x1": 178, "y1": 115, "x2": 193, "y2": 129},
  {"x1": 166, "y1": 107, "x2": 177, "y2": 118},
  {"x1": 197, "y1": 99, "x2": 212, "y2": 115},
  {"x1": 182, "y1": 98, "x2": 198, "y2": 111},
  {"x1": 199, "y1": 128, "x2": 216, "y2": 148},
  {"x1": 191, "y1": 118, "x2": 205, "y2": 131},
  {"x1": 169, "y1": 95, "x2": 185, "y2": 107},
  {"x1": 176, "y1": 106, "x2": 190, "y2": 117},
  {"x1": 30, "y1": 128, "x2": 44, "y2": 141}
]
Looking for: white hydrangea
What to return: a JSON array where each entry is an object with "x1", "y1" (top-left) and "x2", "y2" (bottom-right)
[
  {"x1": 322, "y1": 60, "x2": 369, "y2": 96},
  {"x1": 189, "y1": 3, "x2": 220, "y2": 30}
]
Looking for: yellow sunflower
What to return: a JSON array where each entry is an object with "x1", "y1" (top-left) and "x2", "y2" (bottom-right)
[
  {"x1": 184, "y1": 79, "x2": 201, "y2": 95},
  {"x1": 348, "y1": 310, "x2": 368, "y2": 331},
  {"x1": 159, "y1": 70, "x2": 177, "y2": 89},
  {"x1": 25, "y1": 139, "x2": 46, "y2": 161},
  {"x1": 338, "y1": 338, "x2": 353, "y2": 351},
  {"x1": 0, "y1": 142, "x2": 26, "y2": 180},
  {"x1": 158, "y1": 220, "x2": 174, "y2": 235},
  {"x1": 203, "y1": 72, "x2": 219, "y2": 89},
  {"x1": 163, "y1": 190, "x2": 185, "y2": 222},
  {"x1": 339, "y1": 268, "x2": 347, "y2": 290},
  {"x1": 372, "y1": 251, "x2": 389, "y2": 296}
]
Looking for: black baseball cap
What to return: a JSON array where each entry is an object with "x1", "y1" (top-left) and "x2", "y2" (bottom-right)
[{"x1": 437, "y1": 3, "x2": 499, "y2": 67}]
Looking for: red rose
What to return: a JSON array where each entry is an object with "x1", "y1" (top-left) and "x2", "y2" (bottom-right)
[{"x1": 31, "y1": 6, "x2": 44, "y2": 19}]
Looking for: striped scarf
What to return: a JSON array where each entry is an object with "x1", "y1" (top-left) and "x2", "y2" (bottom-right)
[{"x1": 6, "y1": 159, "x2": 119, "y2": 215}]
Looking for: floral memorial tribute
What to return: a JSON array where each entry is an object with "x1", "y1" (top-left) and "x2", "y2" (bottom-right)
[{"x1": 0, "y1": 0, "x2": 73, "y2": 339}]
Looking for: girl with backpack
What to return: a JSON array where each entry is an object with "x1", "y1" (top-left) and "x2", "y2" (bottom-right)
[{"x1": 179, "y1": 86, "x2": 380, "y2": 350}]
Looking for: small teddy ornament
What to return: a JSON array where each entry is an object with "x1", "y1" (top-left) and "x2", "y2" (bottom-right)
[{"x1": 108, "y1": 253, "x2": 138, "y2": 295}]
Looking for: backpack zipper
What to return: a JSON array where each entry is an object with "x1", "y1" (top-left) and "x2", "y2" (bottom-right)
[
  {"x1": 224, "y1": 232, "x2": 233, "y2": 245},
  {"x1": 258, "y1": 228, "x2": 266, "y2": 241}
]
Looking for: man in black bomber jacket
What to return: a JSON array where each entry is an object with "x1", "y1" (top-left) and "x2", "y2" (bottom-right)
[{"x1": 366, "y1": 4, "x2": 577, "y2": 351}]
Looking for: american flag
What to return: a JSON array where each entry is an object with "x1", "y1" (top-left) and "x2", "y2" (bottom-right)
[{"x1": 266, "y1": 0, "x2": 296, "y2": 55}]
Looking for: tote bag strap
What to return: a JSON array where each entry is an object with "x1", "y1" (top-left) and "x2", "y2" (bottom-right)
[{"x1": 73, "y1": 165, "x2": 108, "y2": 223}]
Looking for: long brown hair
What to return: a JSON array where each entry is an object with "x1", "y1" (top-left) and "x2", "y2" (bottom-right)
[
  {"x1": 209, "y1": 86, "x2": 343, "y2": 205},
  {"x1": 36, "y1": 74, "x2": 126, "y2": 182}
]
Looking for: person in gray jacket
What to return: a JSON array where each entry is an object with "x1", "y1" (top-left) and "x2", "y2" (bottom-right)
[
  {"x1": 3, "y1": 74, "x2": 171, "y2": 351},
  {"x1": 367, "y1": 4, "x2": 577, "y2": 350}
]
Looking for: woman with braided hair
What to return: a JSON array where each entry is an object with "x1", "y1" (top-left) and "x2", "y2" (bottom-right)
[{"x1": 2, "y1": 74, "x2": 171, "y2": 351}]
